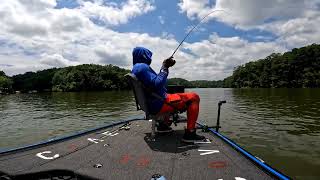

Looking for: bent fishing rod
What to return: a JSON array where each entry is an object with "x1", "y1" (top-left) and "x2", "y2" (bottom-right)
[{"x1": 170, "y1": 9, "x2": 228, "y2": 58}]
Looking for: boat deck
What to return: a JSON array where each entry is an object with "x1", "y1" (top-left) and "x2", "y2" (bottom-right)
[{"x1": 0, "y1": 119, "x2": 278, "y2": 180}]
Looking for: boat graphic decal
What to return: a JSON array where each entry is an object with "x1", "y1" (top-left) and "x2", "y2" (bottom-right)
[
  {"x1": 101, "y1": 131, "x2": 119, "y2": 136},
  {"x1": 36, "y1": 151, "x2": 59, "y2": 160},
  {"x1": 87, "y1": 138, "x2": 104, "y2": 144},
  {"x1": 198, "y1": 149, "x2": 220, "y2": 155}
]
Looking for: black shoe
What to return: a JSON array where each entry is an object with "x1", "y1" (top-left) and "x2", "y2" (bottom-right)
[
  {"x1": 157, "y1": 123, "x2": 173, "y2": 133},
  {"x1": 182, "y1": 130, "x2": 206, "y2": 143}
]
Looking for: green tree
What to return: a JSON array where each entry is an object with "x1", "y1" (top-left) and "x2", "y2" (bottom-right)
[
  {"x1": 224, "y1": 44, "x2": 320, "y2": 88},
  {"x1": 0, "y1": 71, "x2": 13, "y2": 94},
  {"x1": 168, "y1": 78, "x2": 224, "y2": 88},
  {"x1": 52, "y1": 64, "x2": 130, "y2": 91},
  {"x1": 12, "y1": 68, "x2": 59, "y2": 92}
]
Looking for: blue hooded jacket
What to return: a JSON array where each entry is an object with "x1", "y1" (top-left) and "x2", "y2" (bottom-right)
[{"x1": 131, "y1": 47, "x2": 168, "y2": 114}]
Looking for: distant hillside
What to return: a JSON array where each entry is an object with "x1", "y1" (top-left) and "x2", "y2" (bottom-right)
[
  {"x1": 12, "y1": 68, "x2": 60, "y2": 92},
  {"x1": 10, "y1": 64, "x2": 130, "y2": 92},
  {"x1": 225, "y1": 44, "x2": 320, "y2": 88},
  {"x1": 168, "y1": 78, "x2": 224, "y2": 88},
  {"x1": 52, "y1": 64, "x2": 130, "y2": 91}
]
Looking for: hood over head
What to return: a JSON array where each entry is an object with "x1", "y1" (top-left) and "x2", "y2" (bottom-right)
[{"x1": 132, "y1": 47, "x2": 152, "y2": 65}]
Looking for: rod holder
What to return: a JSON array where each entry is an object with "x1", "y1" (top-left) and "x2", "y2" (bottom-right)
[{"x1": 216, "y1": 100, "x2": 226, "y2": 132}]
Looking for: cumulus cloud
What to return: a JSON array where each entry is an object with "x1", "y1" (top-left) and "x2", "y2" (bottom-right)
[
  {"x1": 39, "y1": 53, "x2": 78, "y2": 67},
  {"x1": 214, "y1": 0, "x2": 310, "y2": 28},
  {"x1": 174, "y1": 33, "x2": 286, "y2": 80},
  {"x1": 259, "y1": 10, "x2": 320, "y2": 48},
  {"x1": 178, "y1": 0, "x2": 216, "y2": 20},
  {"x1": 0, "y1": 53, "x2": 49, "y2": 75},
  {"x1": 78, "y1": 0, "x2": 155, "y2": 26},
  {"x1": 19, "y1": 0, "x2": 57, "y2": 10},
  {"x1": 95, "y1": 46, "x2": 129, "y2": 66},
  {"x1": 0, "y1": 1, "x2": 49, "y2": 37}
]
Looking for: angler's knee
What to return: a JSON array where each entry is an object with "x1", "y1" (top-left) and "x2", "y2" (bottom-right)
[{"x1": 190, "y1": 92, "x2": 200, "y2": 103}]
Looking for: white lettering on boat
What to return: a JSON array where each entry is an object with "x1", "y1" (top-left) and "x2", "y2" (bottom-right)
[
  {"x1": 218, "y1": 177, "x2": 246, "y2": 180},
  {"x1": 235, "y1": 177, "x2": 247, "y2": 180},
  {"x1": 36, "y1": 151, "x2": 59, "y2": 160},
  {"x1": 87, "y1": 138, "x2": 104, "y2": 143},
  {"x1": 198, "y1": 149, "x2": 219, "y2": 155},
  {"x1": 101, "y1": 131, "x2": 119, "y2": 136}
]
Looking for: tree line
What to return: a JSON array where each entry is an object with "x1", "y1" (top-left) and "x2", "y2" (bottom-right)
[
  {"x1": 51, "y1": 64, "x2": 130, "y2": 91},
  {"x1": 167, "y1": 78, "x2": 224, "y2": 88},
  {"x1": 225, "y1": 43, "x2": 320, "y2": 88},
  {"x1": 1, "y1": 64, "x2": 130, "y2": 93},
  {"x1": 1, "y1": 43, "x2": 320, "y2": 93}
]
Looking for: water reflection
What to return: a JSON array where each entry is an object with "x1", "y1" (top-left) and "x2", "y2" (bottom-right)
[{"x1": 231, "y1": 88, "x2": 320, "y2": 136}]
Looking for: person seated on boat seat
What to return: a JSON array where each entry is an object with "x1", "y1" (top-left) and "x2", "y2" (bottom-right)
[{"x1": 131, "y1": 47, "x2": 205, "y2": 142}]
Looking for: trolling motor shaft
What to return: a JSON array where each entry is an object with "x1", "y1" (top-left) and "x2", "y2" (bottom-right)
[
  {"x1": 216, "y1": 100, "x2": 226, "y2": 132},
  {"x1": 201, "y1": 100, "x2": 226, "y2": 132}
]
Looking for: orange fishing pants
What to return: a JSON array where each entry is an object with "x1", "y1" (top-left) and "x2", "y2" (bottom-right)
[{"x1": 158, "y1": 92, "x2": 200, "y2": 130}]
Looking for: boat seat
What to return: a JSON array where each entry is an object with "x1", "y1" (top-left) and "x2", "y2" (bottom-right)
[{"x1": 125, "y1": 73, "x2": 184, "y2": 138}]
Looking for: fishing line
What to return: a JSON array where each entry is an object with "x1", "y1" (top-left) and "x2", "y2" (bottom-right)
[{"x1": 170, "y1": 9, "x2": 228, "y2": 58}]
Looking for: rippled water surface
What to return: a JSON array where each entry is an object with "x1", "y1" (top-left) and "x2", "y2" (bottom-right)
[{"x1": 1, "y1": 89, "x2": 320, "y2": 179}]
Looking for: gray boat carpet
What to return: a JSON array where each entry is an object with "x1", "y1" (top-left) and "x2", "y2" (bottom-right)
[{"x1": 0, "y1": 120, "x2": 276, "y2": 180}]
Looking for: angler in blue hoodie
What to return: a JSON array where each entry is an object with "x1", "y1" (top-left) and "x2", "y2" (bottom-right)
[{"x1": 131, "y1": 47, "x2": 205, "y2": 142}]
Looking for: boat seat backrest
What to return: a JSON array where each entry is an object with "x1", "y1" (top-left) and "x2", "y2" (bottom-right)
[{"x1": 125, "y1": 73, "x2": 151, "y2": 118}]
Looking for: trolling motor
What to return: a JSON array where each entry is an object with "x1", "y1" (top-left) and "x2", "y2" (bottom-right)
[{"x1": 201, "y1": 100, "x2": 226, "y2": 132}]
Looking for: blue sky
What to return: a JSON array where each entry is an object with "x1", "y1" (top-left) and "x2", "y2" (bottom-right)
[{"x1": 0, "y1": 0, "x2": 319, "y2": 80}]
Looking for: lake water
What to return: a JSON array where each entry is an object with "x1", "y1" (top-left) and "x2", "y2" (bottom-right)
[{"x1": 1, "y1": 89, "x2": 319, "y2": 179}]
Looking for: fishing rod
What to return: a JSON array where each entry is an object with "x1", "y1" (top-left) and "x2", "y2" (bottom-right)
[{"x1": 170, "y1": 9, "x2": 228, "y2": 58}]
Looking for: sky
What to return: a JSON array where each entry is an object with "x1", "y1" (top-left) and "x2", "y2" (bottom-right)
[{"x1": 0, "y1": 0, "x2": 320, "y2": 80}]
